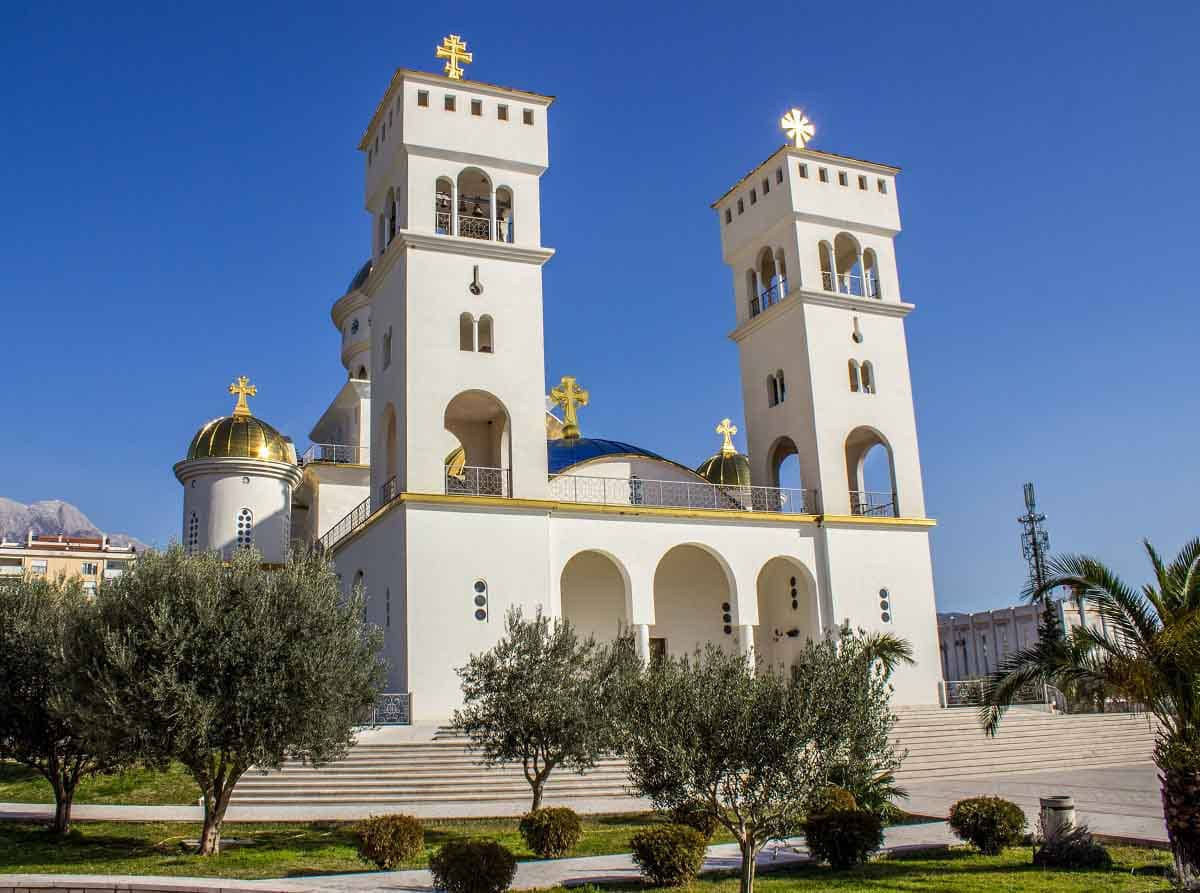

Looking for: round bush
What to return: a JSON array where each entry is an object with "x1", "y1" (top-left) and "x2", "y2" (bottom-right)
[
  {"x1": 668, "y1": 800, "x2": 721, "y2": 839},
  {"x1": 356, "y1": 813, "x2": 424, "y2": 869},
  {"x1": 519, "y1": 807, "x2": 583, "y2": 858},
  {"x1": 630, "y1": 824, "x2": 707, "y2": 886},
  {"x1": 948, "y1": 796, "x2": 1026, "y2": 855},
  {"x1": 803, "y1": 809, "x2": 883, "y2": 869},
  {"x1": 810, "y1": 785, "x2": 858, "y2": 815},
  {"x1": 429, "y1": 839, "x2": 517, "y2": 893}
]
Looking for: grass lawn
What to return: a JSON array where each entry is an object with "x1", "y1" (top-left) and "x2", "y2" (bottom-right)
[
  {"x1": 0, "y1": 813, "x2": 715, "y2": 879},
  {"x1": 0, "y1": 761, "x2": 199, "y2": 806}
]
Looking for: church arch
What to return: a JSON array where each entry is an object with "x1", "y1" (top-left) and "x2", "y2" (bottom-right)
[
  {"x1": 478, "y1": 315, "x2": 494, "y2": 353},
  {"x1": 443, "y1": 390, "x2": 512, "y2": 493},
  {"x1": 864, "y1": 248, "x2": 881, "y2": 298},
  {"x1": 560, "y1": 550, "x2": 631, "y2": 642},
  {"x1": 435, "y1": 176, "x2": 453, "y2": 234},
  {"x1": 495, "y1": 185, "x2": 514, "y2": 243},
  {"x1": 845, "y1": 426, "x2": 898, "y2": 517},
  {"x1": 848, "y1": 359, "x2": 861, "y2": 392},
  {"x1": 757, "y1": 247, "x2": 779, "y2": 297},
  {"x1": 834, "y1": 232, "x2": 865, "y2": 297},
  {"x1": 355, "y1": 364, "x2": 368, "y2": 380},
  {"x1": 861, "y1": 360, "x2": 876, "y2": 394},
  {"x1": 754, "y1": 557, "x2": 820, "y2": 673},
  {"x1": 818, "y1": 240, "x2": 835, "y2": 291},
  {"x1": 456, "y1": 167, "x2": 493, "y2": 240},
  {"x1": 651, "y1": 543, "x2": 738, "y2": 659},
  {"x1": 767, "y1": 435, "x2": 803, "y2": 491},
  {"x1": 459, "y1": 312, "x2": 475, "y2": 351}
]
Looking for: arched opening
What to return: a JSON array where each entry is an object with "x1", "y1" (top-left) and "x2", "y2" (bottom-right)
[
  {"x1": 384, "y1": 187, "x2": 397, "y2": 246},
  {"x1": 495, "y1": 186, "x2": 514, "y2": 243},
  {"x1": 459, "y1": 312, "x2": 475, "y2": 351},
  {"x1": 776, "y1": 369, "x2": 786, "y2": 402},
  {"x1": 768, "y1": 436, "x2": 802, "y2": 490},
  {"x1": 652, "y1": 544, "x2": 736, "y2": 659},
  {"x1": 478, "y1": 315, "x2": 494, "y2": 353},
  {"x1": 848, "y1": 359, "x2": 861, "y2": 392},
  {"x1": 864, "y1": 248, "x2": 881, "y2": 299},
  {"x1": 845, "y1": 426, "x2": 897, "y2": 517},
  {"x1": 834, "y1": 232, "x2": 864, "y2": 297},
  {"x1": 456, "y1": 168, "x2": 492, "y2": 240},
  {"x1": 754, "y1": 558, "x2": 820, "y2": 673},
  {"x1": 435, "y1": 176, "x2": 453, "y2": 234},
  {"x1": 355, "y1": 365, "x2": 368, "y2": 380},
  {"x1": 775, "y1": 247, "x2": 792, "y2": 291},
  {"x1": 383, "y1": 403, "x2": 398, "y2": 485},
  {"x1": 767, "y1": 374, "x2": 778, "y2": 407},
  {"x1": 443, "y1": 390, "x2": 511, "y2": 496},
  {"x1": 861, "y1": 361, "x2": 876, "y2": 394},
  {"x1": 560, "y1": 551, "x2": 629, "y2": 642},
  {"x1": 757, "y1": 248, "x2": 781, "y2": 309},
  {"x1": 818, "y1": 241, "x2": 835, "y2": 291}
]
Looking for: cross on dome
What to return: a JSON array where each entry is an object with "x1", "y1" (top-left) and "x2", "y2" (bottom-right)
[
  {"x1": 228, "y1": 375, "x2": 257, "y2": 418},
  {"x1": 716, "y1": 418, "x2": 738, "y2": 455},
  {"x1": 436, "y1": 34, "x2": 473, "y2": 80},
  {"x1": 550, "y1": 376, "x2": 589, "y2": 440},
  {"x1": 781, "y1": 108, "x2": 815, "y2": 148}
]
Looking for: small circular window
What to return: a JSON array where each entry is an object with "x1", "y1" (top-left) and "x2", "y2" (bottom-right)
[{"x1": 351, "y1": 318, "x2": 360, "y2": 335}]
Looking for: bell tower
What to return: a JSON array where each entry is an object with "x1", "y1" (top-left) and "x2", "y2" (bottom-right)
[
  {"x1": 358, "y1": 37, "x2": 555, "y2": 505},
  {"x1": 713, "y1": 116, "x2": 927, "y2": 520}
]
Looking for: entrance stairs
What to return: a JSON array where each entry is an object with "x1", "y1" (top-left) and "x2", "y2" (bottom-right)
[{"x1": 227, "y1": 709, "x2": 1157, "y2": 818}]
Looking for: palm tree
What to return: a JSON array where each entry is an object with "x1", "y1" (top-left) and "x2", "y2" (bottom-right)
[{"x1": 978, "y1": 539, "x2": 1200, "y2": 888}]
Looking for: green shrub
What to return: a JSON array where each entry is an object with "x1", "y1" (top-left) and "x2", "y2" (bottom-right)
[
  {"x1": 1033, "y1": 824, "x2": 1113, "y2": 869},
  {"x1": 802, "y1": 809, "x2": 884, "y2": 869},
  {"x1": 630, "y1": 824, "x2": 707, "y2": 886},
  {"x1": 668, "y1": 800, "x2": 721, "y2": 839},
  {"x1": 518, "y1": 807, "x2": 583, "y2": 858},
  {"x1": 355, "y1": 813, "x2": 424, "y2": 869},
  {"x1": 429, "y1": 839, "x2": 517, "y2": 893},
  {"x1": 948, "y1": 796, "x2": 1026, "y2": 855},
  {"x1": 810, "y1": 784, "x2": 858, "y2": 815}
]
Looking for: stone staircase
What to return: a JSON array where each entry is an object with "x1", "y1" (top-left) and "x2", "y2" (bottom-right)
[{"x1": 226, "y1": 709, "x2": 1158, "y2": 818}]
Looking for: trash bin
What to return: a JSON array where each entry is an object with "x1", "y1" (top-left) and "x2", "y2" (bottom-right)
[{"x1": 1039, "y1": 795, "x2": 1076, "y2": 838}]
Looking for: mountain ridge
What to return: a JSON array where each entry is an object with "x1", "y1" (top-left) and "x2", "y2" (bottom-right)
[{"x1": 0, "y1": 497, "x2": 148, "y2": 551}]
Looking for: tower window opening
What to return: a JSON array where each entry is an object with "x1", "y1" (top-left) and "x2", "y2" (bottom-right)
[
  {"x1": 877, "y1": 178, "x2": 888, "y2": 194},
  {"x1": 762, "y1": 177, "x2": 769, "y2": 195},
  {"x1": 833, "y1": 232, "x2": 865, "y2": 297},
  {"x1": 470, "y1": 98, "x2": 482, "y2": 116},
  {"x1": 776, "y1": 369, "x2": 786, "y2": 402},
  {"x1": 818, "y1": 167, "x2": 829, "y2": 183},
  {"x1": 767, "y1": 374, "x2": 779, "y2": 407},
  {"x1": 750, "y1": 188, "x2": 757, "y2": 205},
  {"x1": 858, "y1": 175, "x2": 868, "y2": 190},
  {"x1": 523, "y1": 108, "x2": 534, "y2": 125},
  {"x1": 236, "y1": 508, "x2": 253, "y2": 549},
  {"x1": 478, "y1": 315, "x2": 494, "y2": 353},
  {"x1": 798, "y1": 163, "x2": 808, "y2": 178},
  {"x1": 861, "y1": 361, "x2": 876, "y2": 394},
  {"x1": 444, "y1": 94, "x2": 456, "y2": 111},
  {"x1": 838, "y1": 171, "x2": 848, "y2": 187},
  {"x1": 497, "y1": 103, "x2": 508, "y2": 121},
  {"x1": 775, "y1": 167, "x2": 783, "y2": 184},
  {"x1": 459, "y1": 312, "x2": 475, "y2": 351},
  {"x1": 848, "y1": 359, "x2": 861, "y2": 392},
  {"x1": 737, "y1": 198, "x2": 744, "y2": 215},
  {"x1": 456, "y1": 168, "x2": 493, "y2": 240},
  {"x1": 417, "y1": 90, "x2": 429, "y2": 107},
  {"x1": 819, "y1": 241, "x2": 835, "y2": 291},
  {"x1": 724, "y1": 209, "x2": 732, "y2": 224},
  {"x1": 435, "y1": 176, "x2": 453, "y2": 235},
  {"x1": 864, "y1": 248, "x2": 882, "y2": 299},
  {"x1": 495, "y1": 186, "x2": 514, "y2": 243}
]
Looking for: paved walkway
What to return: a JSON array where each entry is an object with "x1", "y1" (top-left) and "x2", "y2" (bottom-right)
[
  {"x1": 0, "y1": 821, "x2": 960, "y2": 892},
  {"x1": 904, "y1": 762, "x2": 1167, "y2": 845}
]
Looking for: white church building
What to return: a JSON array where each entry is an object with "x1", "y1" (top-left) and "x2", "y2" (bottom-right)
[{"x1": 176, "y1": 39, "x2": 943, "y2": 722}]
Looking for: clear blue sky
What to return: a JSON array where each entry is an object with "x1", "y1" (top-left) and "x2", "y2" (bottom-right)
[{"x1": 2, "y1": 2, "x2": 1195, "y2": 613}]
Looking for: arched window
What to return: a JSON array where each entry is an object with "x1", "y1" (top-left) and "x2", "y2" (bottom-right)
[
  {"x1": 834, "y1": 232, "x2": 864, "y2": 297},
  {"x1": 459, "y1": 312, "x2": 475, "y2": 351},
  {"x1": 864, "y1": 248, "x2": 881, "y2": 299},
  {"x1": 845, "y1": 427, "x2": 898, "y2": 517},
  {"x1": 457, "y1": 168, "x2": 493, "y2": 240},
  {"x1": 818, "y1": 241, "x2": 835, "y2": 291},
  {"x1": 767, "y1": 375, "x2": 779, "y2": 407},
  {"x1": 236, "y1": 508, "x2": 253, "y2": 549},
  {"x1": 775, "y1": 248, "x2": 792, "y2": 292},
  {"x1": 776, "y1": 369, "x2": 786, "y2": 402},
  {"x1": 435, "y1": 177, "x2": 453, "y2": 234},
  {"x1": 355, "y1": 365, "x2": 368, "y2": 380},
  {"x1": 758, "y1": 248, "x2": 779, "y2": 308},
  {"x1": 478, "y1": 315, "x2": 494, "y2": 353},
  {"x1": 186, "y1": 511, "x2": 199, "y2": 554},
  {"x1": 495, "y1": 186, "x2": 514, "y2": 243},
  {"x1": 848, "y1": 360, "x2": 861, "y2": 392},
  {"x1": 861, "y1": 361, "x2": 876, "y2": 394},
  {"x1": 353, "y1": 569, "x2": 364, "y2": 594}
]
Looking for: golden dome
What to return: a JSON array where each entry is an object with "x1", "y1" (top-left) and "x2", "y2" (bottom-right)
[
  {"x1": 185, "y1": 376, "x2": 295, "y2": 464},
  {"x1": 696, "y1": 418, "x2": 752, "y2": 487}
]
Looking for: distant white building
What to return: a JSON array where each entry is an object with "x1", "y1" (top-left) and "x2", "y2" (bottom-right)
[{"x1": 937, "y1": 593, "x2": 1107, "y2": 681}]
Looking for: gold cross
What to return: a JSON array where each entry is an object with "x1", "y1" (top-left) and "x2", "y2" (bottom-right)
[
  {"x1": 436, "y1": 34, "x2": 473, "y2": 80},
  {"x1": 716, "y1": 418, "x2": 738, "y2": 454},
  {"x1": 550, "y1": 375, "x2": 589, "y2": 440},
  {"x1": 781, "y1": 108, "x2": 815, "y2": 148},
  {"x1": 229, "y1": 375, "x2": 257, "y2": 418}
]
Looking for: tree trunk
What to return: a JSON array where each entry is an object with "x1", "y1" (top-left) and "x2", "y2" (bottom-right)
[
  {"x1": 531, "y1": 777, "x2": 544, "y2": 811},
  {"x1": 198, "y1": 770, "x2": 241, "y2": 856},
  {"x1": 1161, "y1": 765, "x2": 1200, "y2": 889},
  {"x1": 52, "y1": 784, "x2": 74, "y2": 835},
  {"x1": 738, "y1": 840, "x2": 758, "y2": 893}
]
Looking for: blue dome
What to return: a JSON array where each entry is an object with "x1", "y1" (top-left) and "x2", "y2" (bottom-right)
[
  {"x1": 548, "y1": 438, "x2": 670, "y2": 475},
  {"x1": 348, "y1": 259, "x2": 372, "y2": 292}
]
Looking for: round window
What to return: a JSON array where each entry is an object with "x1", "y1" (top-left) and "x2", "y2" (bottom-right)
[{"x1": 473, "y1": 580, "x2": 487, "y2": 594}]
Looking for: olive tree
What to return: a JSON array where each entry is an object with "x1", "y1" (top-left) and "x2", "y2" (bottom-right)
[
  {"x1": 618, "y1": 629, "x2": 908, "y2": 893},
  {"x1": 453, "y1": 608, "x2": 638, "y2": 811},
  {"x1": 70, "y1": 546, "x2": 386, "y2": 855},
  {"x1": 0, "y1": 575, "x2": 124, "y2": 833}
]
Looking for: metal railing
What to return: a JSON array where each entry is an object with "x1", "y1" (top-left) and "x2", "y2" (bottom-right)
[
  {"x1": 748, "y1": 280, "x2": 788, "y2": 318},
  {"x1": 379, "y1": 475, "x2": 400, "y2": 507},
  {"x1": 939, "y1": 679, "x2": 1052, "y2": 708},
  {"x1": 446, "y1": 466, "x2": 511, "y2": 497},
  {"x1": 457, "y1": 215, "x2": 491, "y2": 240},
  {"x1": 549, "y1": 474, "x2": 819, "y2": 514},
  {"x1": 822, "y1": 270, "x2": 873, "y2": 297},
  {"x1": 850, "y1": 490, "x2": 897, "y2": 518},
  {"x1": 435, "y1": 210, "x2": 452, "y2": 235},
  {"x1": 301, "y1": 443, "x2": 369, "y2": 465},
  {"x1": 317, "y1": 496, "x2": 370, "y2": 552},
  {"x1": 369, "y1": 692, "x2": 412, "y2": 725},
  {"x1": 867, "y1": 276, "x2": 883, "y2": 299}
]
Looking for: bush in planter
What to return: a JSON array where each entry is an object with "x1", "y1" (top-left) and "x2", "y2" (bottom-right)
[
  {"x1": 356, "y1": 813, "x2": 424, "y2": 869},
  {"x1": 948, "y1": 796, "x2": 1026, "y2": 855},
  {"x1": 1033, "y1": 824, "x2": 1113, "y2": 869},
  {"x1": 668, "y1": 800, "x2": 721, "y2": 840},
  {"x1": 802, "y1": 809, "x2": 884, "y2": 869},
  {"x1": 630, "y1": 824, "x2": 707, "y2": 886},
  {"x1": 429, "y1": 839, "x2": 517, "y2": 893},
  {"x1": 519, "y1": 807, "x2": 583, "y2": 858}
]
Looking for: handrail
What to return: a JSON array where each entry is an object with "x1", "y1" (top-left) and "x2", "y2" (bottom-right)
[
  {"x1": 317, "y1": 496, "x2": 371, "y2": 552},
  {"x1": 301, "y1": 443, "x2": 369, "y2": 465},
  {"x1": 849, "y1": 491, "x2": 897, "y2": 518},
  {"x1": 549, "y1": 474, "x2": 819, "y2": 514},
  {"x1": 446, "y1": 466, "x2": 511, "y2": 498}
]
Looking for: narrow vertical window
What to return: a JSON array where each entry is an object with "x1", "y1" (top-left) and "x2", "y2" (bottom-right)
[
  {"x1": 818, "y1": 167, "x2": 828, "y2": 183},
  {"x1": 383, "y1": 327, "x2": 392, "y2": 370},
  {"x1": 858, "y1": 175, "x2": 868, "y2": 190},
  {"x1": 497, "y1": 103, "x2": 508, "y2": 121},
  {"x1": 838, "y1": 171, "x2": 848, "y2": 187},
  {"x1": 749, "y1": 188, "x2": 757, "y2": 205},
  {"x1": 478, "y1": 315, "x2": 494, "y2": 353},
  {"x1": 236, "y1": 508, "x2": 253, "y2": 549},
  {"x1": 459, "y1": 312, "x2": 475, "y2": 351},
  {"x1": 444, "y1": 94, "x2": 456, "y2": 111},
  {"x1": 775, "y1": 167, "x2": 783, "y2": 184},
  {"x1": 849, "y1": 360, "x2": 861, "y2": 392},
  {"x1": 877, "y1": 178, "x2": 888, "y2": 194},
  {"x1": 768, "y1": 375, "x2": 779, "y2": 407},
  {"x1": 762, "y1": 178, "x2": 769, "y2": 195},
  {"x1": 861, "y1": 361, "x2": 876, "y2": 394},
  {"x1": 776, "y1": 369, "x2": 786, "y2": 402},
  {"x1": 724, "y1": 209, "x2": 732, "y2": 224},
  {"x1": 798, "y1": 163, "x2": 808, "y2": 178},
  {"x1": 522, "y1": 108, "x2": 534, "y2": 125},
  {"x1": 417, "y1": 90, "x2": 429, "y2": 107},
  {"x1": 470, "y1": 98, "x2": 482, "y2": 116}
]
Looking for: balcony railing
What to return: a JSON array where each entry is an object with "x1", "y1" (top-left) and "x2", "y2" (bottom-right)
[
  {"x1": 849, "y1": 490, "x2": 898, "y2": 518},
  {"x1": 301, "y1": 443, "x2": 369, "y2": 465},
  {"x1": 379, "y1": 475, "x2": 400, "y2": 507},
  {"x1": 748, "y1": 279, "x2": 788, "y2": 318},
  {"x1": 318, "y1": 495, "x2": 371, "y2": 552},
  {"x1": 549, "y1": 474, "x2": 819, "y2": 514},
  {"x1": 457, "y1": 215, "x2": 491, "y2": 240},
  {"x1": 939, "y1": 679, "x2": 1051, "y2": 708},
  {"x1": 821, "y1": 271, "x2": 883, "y2": 300},
  {"x1": 446, "y1": 466, "x2": 511, "y2": 498}
]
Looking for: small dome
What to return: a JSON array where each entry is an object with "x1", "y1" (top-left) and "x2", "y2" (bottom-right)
[
  {"x1": 348, "y1": 258, "x2": 372, "y2": 292},
  {"x1": 696, "y1": 450, "x2": 752, "y2": 487},
  {"x1": 185, "y1": 376, "x2": 295, "y2": 464},
  {"x1": 548, "y1": 438, "x2": 671, "y2": 475}
]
